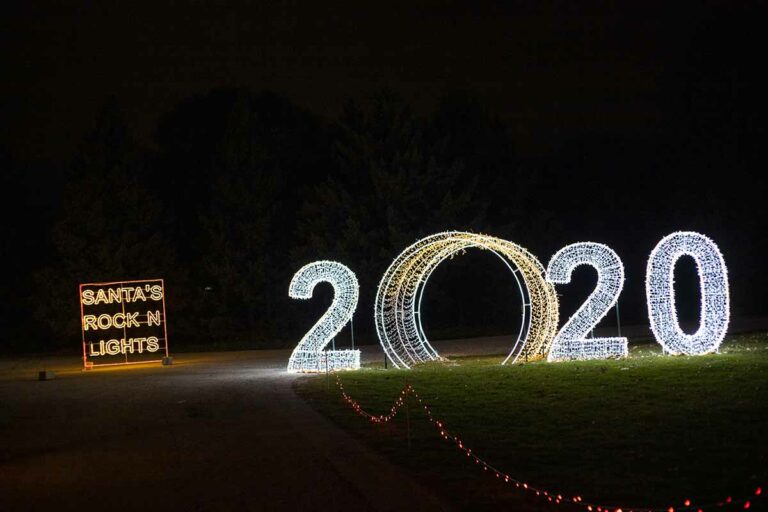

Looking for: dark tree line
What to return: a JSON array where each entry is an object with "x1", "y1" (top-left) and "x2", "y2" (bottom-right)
[
  {"x1": 1, "y1": 74, "x2": 765, "y2": 352},
  {"x1": 1, "y1": 89, "x2": 550, "y2": 351}
]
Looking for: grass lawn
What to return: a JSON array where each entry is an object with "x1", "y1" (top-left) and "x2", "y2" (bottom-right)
[{"x1": 294, "y1": 333, "x2": 768, "y2": 511}]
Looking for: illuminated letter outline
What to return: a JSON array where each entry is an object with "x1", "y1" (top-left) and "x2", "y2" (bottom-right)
[
  {"x1": 79, "y1": 278, "x2": 169, "y2": 369},
  {"x1": 546, "y1": 242, "x2": 628, "y2": 361},
  {"x1": 645, "y1": 231, "x2": 730, "y2": 356},
  {"x1": 287, "y1": 261, "x2": 360, "y2": 372},
  {"x1": 374, "y1": 231, "x2": 559, "y2": 369}
]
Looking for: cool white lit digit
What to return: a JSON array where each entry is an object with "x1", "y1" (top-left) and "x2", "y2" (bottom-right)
[
  {"x1": 646, "y1": 231, "x2": 729, "y2": 355},
  {"x1": 546, "y1": 242, "x2": 627, "y2": 361},
  {"x1": 287, "y1": 261, "x2": 360, "y2": 372}
]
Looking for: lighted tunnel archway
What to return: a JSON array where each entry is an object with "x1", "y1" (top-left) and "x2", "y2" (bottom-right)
[{"x1": 374, "y1": 232, "x2": 559, "y2": 368}]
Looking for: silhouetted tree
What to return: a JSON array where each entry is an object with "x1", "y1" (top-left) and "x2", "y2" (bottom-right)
[
  {"x1": 35, "y1": 99, "x2": 178, "y2": 346},
  {"x1": 197, "y1": 94, "x2": 281, "y2": 343},
  {"x1": 295, "y1": 92, "x2": 484, "y2": 341},
  {"x1": 300, "y1": 92, "x2": 482, "y2": 255},
  {"x1": 156, "y1": 89, "x2": 332, "y2": 345}
]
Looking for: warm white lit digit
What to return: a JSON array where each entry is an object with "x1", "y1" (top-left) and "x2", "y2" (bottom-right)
[
  {"x1": 287, "y1": 261, "x2": 360, "y2": 372},
  {"x1": 546, "y1": 242, "x2": 627, "y2": 361},
  {"x1": 375, "y1": 231, "x2": 559, "y2": 368},
  {"x1": 646, "y1": 231, "x2": 729, "y2": 355}
]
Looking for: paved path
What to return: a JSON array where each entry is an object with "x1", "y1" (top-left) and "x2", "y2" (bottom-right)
[{"x1": 0, "y1": 349, "x2": 448, "y2": 511}]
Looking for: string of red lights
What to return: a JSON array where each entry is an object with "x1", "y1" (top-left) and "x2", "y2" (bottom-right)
[{"x1": 334, "y1": 375, "x2": 763, "y2": 512}]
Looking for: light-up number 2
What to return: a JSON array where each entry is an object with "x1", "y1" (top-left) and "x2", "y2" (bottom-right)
[
  {"x1": 546, "y1": 242, "x2": 628, "y2": 361},
  {"x1": 287, "y1": 261, "x2": 360, "y2": 372}
]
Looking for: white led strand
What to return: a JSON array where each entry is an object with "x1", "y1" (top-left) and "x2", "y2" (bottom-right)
[
  {"x1": 287, "y1": 261, "x2": 360, "y2": 372},
  {"x1": 546, "y1": 242, "x2": 627, "y2": 361},
  {"x1": 646, "y1": 231, "x2": 730, "y2": 355},
  {"x1": 374, "y1": 231, "x2": 559, "y2": 368}
]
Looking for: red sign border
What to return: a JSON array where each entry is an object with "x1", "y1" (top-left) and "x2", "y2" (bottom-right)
[{"x1": 80, "y1": 278, "x2": 169, "y2": 369}]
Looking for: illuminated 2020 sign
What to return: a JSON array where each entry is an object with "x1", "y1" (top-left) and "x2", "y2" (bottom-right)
[
  {"x1": 290, "y1": 230, "x2": 730, "y2": 371},
  {"x1": 80, "y1": 278, "x2": 169, "y2": 368}
]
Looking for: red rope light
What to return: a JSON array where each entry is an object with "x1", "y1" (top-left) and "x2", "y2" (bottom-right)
[{"x1": 335, "y1": 375, "x2": 763, "y2": 512}]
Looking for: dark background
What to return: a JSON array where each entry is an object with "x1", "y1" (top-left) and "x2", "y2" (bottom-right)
[{"x1": 1, "y1": 1, "x2": 765, "y2": 352}]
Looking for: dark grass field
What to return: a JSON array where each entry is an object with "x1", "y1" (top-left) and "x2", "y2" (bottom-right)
[{"x1": 294, "y1": 334, "x2": 768, "y2": 511}]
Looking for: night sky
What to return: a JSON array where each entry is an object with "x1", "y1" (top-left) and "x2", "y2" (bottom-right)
[
  {"x1": 2, "y1": 1, "x2": 766, "y2": 350},
  {"x1": 7, "y1": 1, "x2": 760, "y2": 161}
]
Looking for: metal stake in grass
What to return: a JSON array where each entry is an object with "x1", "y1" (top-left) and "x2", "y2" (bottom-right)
[
  {"x1": 405, "y1": 378, "x2": 412, "y2": 451},
  {"x1": 325, "y1": 352, "x2": 330, "y2": 393}
]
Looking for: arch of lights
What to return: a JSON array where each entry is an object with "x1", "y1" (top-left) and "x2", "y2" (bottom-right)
[
  {"x1": 374, "y1": 231, "x2": 559, "y2": 369},
  {"x1": 646, "y1": 231, "x2": 730, "y2": 356},
  {"x1": 546, "y1": 242, "x2": 628, "y2": 361},
  {"x1": 287, "y1": 260, "x2": 360, "y2": 372}
]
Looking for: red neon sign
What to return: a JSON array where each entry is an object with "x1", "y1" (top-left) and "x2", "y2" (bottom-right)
[{"x1": 79, "y1": 278, "x2": 169, "y2": 368}]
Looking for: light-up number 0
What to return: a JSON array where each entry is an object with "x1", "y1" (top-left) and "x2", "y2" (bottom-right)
[
  {"x1": 546, "y1": 242, "x2": 628, "y2": 361},
  {"x1": 287, "y1": 261, "x2": 360, "y2": 372},
  {"x1": 646, "y1": 231, "x2": 729, "y2": 355}
]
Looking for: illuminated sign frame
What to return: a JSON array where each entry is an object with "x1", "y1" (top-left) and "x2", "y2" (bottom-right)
[{"x1": 79, "y1": 278, "x2": 169, "y2": 368}]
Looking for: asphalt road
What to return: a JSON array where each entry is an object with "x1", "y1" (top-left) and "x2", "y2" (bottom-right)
[{"x1": 0, "y1": 348, "x2": 448, "y2": 512}]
